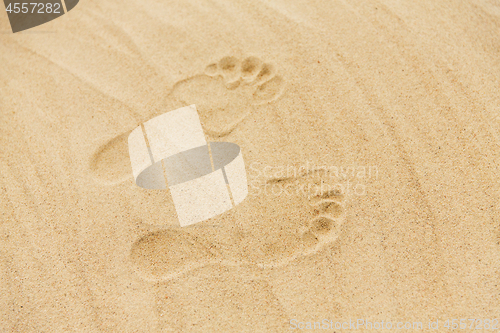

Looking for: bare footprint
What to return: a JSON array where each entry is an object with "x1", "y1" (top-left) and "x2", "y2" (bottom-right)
[
  {"x1": 228, "y1": 168, "x2": 346, "y2": 267},
  {"x1": 129, "y1": 229, "x2": 220, "y2": 281},
  {"x1": 89, "y1": 131, "x2": 132, "y2": 183},
  {"x1": 89, "y1": 55, "x2": 284, "y2": 183},
  {"x1": 129, "y1": 168, "x2": 346, "y2": 281},
  {"x1": 169, "y1": 56, "x2": 285, "y2": 137}
]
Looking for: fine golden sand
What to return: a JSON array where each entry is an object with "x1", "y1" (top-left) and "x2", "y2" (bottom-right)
[{"x1": 1, "y1": 0, "x2": 500, "y2": 331}]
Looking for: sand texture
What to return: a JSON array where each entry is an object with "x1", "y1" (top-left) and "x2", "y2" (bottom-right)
[{"x1": 1, "y1": 0, "x2": 500, "y2": 331}]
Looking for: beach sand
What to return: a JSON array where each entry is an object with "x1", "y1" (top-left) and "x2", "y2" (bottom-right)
[{"x1": 1, "y1": 0, "x2": 500, "y2": 331}]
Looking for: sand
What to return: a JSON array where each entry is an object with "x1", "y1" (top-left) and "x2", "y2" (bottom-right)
[{"x1": 1, "y1": 0, "x2": 500, "y2": 331}]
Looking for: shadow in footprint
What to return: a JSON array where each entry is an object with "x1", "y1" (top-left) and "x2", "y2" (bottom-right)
[
  {"x1": 130, "y1": 229, "x2": 221, "y2": 282},
  {"x1": 89, "y1": 131, "x2": 132, "y2": 183}
]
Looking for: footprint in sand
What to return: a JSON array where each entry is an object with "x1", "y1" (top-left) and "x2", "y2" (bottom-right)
[
  {"x1": 172, "y1": 56, "x2": 285, "y2": 137},
  {"x1": 89, "y1": 56, "x2": 284, "y2": 183},
  {"x1": 129, "y1": 169, "x2": 346, "y2": 282},
  {"x1": 89, "y1": 132, "x2": 131, "y2": 183}
]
